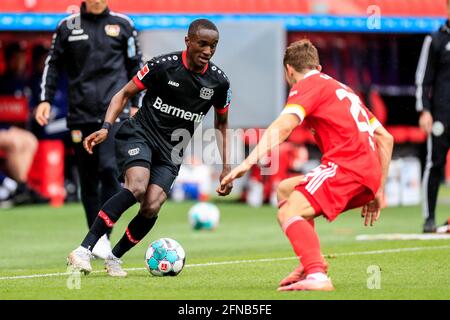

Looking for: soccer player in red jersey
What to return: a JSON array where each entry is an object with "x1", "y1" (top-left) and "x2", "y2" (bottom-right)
[{"x1": 219, "y1": 39, "x2": 394, "y2": 291}]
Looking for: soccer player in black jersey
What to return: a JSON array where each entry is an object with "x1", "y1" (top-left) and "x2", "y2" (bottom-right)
[{"x1": 67, "y1": 19, "x2": 233, "y2": 276}]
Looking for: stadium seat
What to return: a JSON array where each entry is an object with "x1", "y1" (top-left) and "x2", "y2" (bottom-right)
[
  {"x1": 27, "y1": 140, "x2": 65, "y2": 207},
  {"x1": 0, "y1": 96, "x2": 30, "y2": 159},
  {"x1": 0, "y1": 96, "x2": 29, "y2": 124}
]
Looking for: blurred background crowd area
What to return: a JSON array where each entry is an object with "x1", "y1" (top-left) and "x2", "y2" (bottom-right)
[{"x1": 0, "y1": 0, "x2": 448, "y2": 208}]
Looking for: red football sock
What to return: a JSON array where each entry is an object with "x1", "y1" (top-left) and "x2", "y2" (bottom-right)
[{"x1": 282, "y1": 216, "x2": 324, "y2": 275}]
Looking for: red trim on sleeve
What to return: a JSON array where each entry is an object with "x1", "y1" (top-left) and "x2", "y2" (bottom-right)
[
  {"x1": 132, "y1": 75, "x2": 146, "y2": 90},
  {"x1": 215, "y1": 105, "x2": 229, "y2": 115}
]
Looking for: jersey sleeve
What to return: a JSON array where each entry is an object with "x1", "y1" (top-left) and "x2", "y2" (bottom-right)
[
  {"x1": 281, "y1": 79, "x2": 321, "y2": 122},
  {"x1": 213, "y1": 81, "x2": 231, "y2": 115},
  {"x1": 132, "y1": 58, "x2": 161, "y2": 91},
  {"x1": 361, "y1": 104, "x2": 383, "y2": 131},
  {"x1": 415, "y1": 34, "x2": 438, "y2": 113},
  {"x1": 40, "y1": 23, "x2": 66, "y2": 103}
]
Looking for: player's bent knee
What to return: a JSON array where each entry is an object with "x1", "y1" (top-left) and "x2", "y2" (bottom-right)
[
  {"x1": 277, "y1": 199, "x2": 315, "y2": 225},
  {"x1": 276, "y1": 180, "x2": 291, "y2": 202},
  {"x1": 140, "y1": 202, "x2": 161, "y2": 219},
  {"x1": 126, "y1": 184, "x2": 147, "y2": 202},
  {"x1": 124, "y1": 172, "x2": 150, "y2": 202}
]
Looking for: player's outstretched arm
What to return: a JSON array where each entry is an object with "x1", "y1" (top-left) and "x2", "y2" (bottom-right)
[
  {"x1": 361, "y1": 125, "x2": 394, "y2": 226},
  {"x1": 83, "y1": 80, "x2": 141, "y2": 154},
  {"x1": 220, "y1": 113, "x2": 300, "y2": 187}
]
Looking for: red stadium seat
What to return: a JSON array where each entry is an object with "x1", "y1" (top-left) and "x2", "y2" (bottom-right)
[
  {"x1": 0, "y1": 96, "x2": 30, "y2": 159},
  {"x1": 385, "y1": 126, "x2": 408, "y2": 144},
  {"x1": 0, "y1": 96, "x2": 29, "y2": 123},
  {"x1": 27, "y1": 140, "x2": 65, "y2": 207}
]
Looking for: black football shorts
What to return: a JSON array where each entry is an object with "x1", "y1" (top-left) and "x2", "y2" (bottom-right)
[{"x1": 114, "y1": 118, "x2": 179, "y2": 195}]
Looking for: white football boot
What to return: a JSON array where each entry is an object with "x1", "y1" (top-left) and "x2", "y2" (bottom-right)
[
  {"x1": 67, "y1": 246, "x2": 93, "y2": 275},
  {"x1": 105, "y1": 254, "x2": 127, "y2": 277}
]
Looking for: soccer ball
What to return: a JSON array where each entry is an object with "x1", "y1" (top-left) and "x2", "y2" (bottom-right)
[
  {"x1": 145, "y1": 238, "x2": 186, "y2": 276},
  {"x1": 188, "y1": 202, "x2": 220, "y2": 230}
]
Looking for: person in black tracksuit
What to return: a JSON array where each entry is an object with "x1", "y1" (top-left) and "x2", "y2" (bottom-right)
[
  {"x1": 415, "y1": 13, "x2": 450, "y2": 233},
  {"x1": 35, "y1": 0, "x2": 143, "y2": 254}
]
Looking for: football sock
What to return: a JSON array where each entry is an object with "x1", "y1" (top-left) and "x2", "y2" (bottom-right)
[
  {"x1": 99, "y1": 170, "x2": 121, "y2": 238},
  {"x1": 81, "y1": 188, "x2": 137, "y2": 251},
  {"x1": 2, "y1": 176, "x2": 18, "y2": 193},
  {"x1": 306, "y1": 272, "x2": 329, "y2": 281},
  {"x1": 0, "y1": 186, "x2": 10, "y2": 200},
  {"x1": 282, "y1": 216, "x2": 325, "y2": 275},
  {"x1": 112, "y1": 213, "x2": 158, "y2": 258}
]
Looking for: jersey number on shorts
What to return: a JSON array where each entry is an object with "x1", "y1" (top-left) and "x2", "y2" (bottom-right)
[{"x1": 335, "y1": 88, "x2": 375, "y2": 151}]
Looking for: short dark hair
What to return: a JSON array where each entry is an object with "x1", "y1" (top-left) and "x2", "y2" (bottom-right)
[
  {"x1": 188, "y1": 19, "x2": 218, "y2": 36},
  {"x1": 283, "y1": 39, "x2": 320, "y2": 73}
]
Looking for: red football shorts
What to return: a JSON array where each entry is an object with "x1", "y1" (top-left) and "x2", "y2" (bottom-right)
[{"x1": 294, "y1": 161, "x2": 376, "y2": 221}]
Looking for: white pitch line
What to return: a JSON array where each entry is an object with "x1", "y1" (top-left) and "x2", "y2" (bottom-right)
[{"x1": 1, "y1": 245, "x2": 449, "y2": 281}]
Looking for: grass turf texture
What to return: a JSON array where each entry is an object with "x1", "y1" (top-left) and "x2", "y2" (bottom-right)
[{"x1": 0, "y1": 196, "x2": 449, "y2": 300}]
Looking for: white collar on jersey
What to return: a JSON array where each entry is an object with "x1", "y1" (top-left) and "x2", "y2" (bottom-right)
[{"x1": 303, "y1": 69, "x2": 320, "y2": 79}]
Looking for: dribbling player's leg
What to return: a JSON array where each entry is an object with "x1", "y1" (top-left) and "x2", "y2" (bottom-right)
[
  {"x1": 79, "y1": 166, "x2": 150, "y2": 251},
  {"x1": 111, "y1": 184, "x2": 167, "y2": 258}
]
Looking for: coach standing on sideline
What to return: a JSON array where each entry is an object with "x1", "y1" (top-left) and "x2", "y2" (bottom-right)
[
  {"x1": 415, "y1": 1, "x2": 450, "y2": 233},
  {"x1": 35, "y1": 0, "x2": 143, "y2": 256}
]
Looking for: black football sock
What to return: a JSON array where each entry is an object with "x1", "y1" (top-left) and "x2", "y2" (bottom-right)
[
  {"x1": 80, "y1": 188, "x2": 137, "y2": 251},
  {"x1": 112, "y1": 213, "x2": 158, "y2": 258}
]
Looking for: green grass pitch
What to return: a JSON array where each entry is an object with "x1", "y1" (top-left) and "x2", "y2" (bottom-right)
[{"x1": 0, "y1": 194, "x2": 449, "y2": 300}]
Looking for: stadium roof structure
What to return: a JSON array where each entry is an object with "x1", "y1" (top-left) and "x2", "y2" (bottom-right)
[{"x1": 0, "y1": 0, "x2": 447, "y2": 32}]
